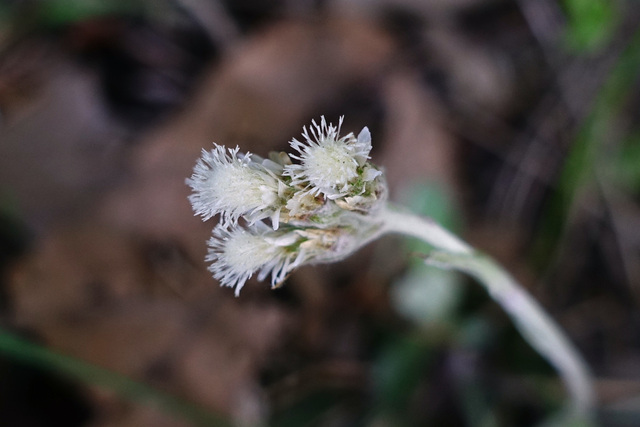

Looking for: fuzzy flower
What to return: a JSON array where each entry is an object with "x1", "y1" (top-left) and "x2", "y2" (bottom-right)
[
  {"x1": 187, "y1": 116, "x2": 388, "y2": 295},
  {"x1": 284, "y1": 116, "x2": 380, "y2": 199},
  {"x1": 206, "y1": 218, "x2": 384, "y2": 295},
  {"x1": 206, "y1": 222, "x2": 302, "y2": 296},
  {"x1": 186, "y1": 145, "x2": 287, "y2": 227}
]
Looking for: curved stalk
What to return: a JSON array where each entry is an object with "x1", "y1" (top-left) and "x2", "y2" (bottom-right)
[{"x1": 379, "y1": 203, "x2": 595, "y2": 425}]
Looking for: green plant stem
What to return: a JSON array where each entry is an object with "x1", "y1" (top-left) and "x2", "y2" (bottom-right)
[{"x1": 380, "y1": 204, "x2": 595, "y2": 425}]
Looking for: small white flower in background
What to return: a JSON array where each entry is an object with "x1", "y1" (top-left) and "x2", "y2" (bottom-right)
[{"x1": 187, "y1": 116, "x2": 387, "y2": 295}]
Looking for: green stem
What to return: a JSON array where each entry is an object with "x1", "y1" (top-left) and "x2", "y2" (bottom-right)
[{"x1": 380, "y1": 204, "x2": 595, "y2": 425}]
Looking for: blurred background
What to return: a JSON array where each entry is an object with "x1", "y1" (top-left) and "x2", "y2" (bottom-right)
[{"x1": 1, "y1": 0, "x2": 640, "y2": 425}]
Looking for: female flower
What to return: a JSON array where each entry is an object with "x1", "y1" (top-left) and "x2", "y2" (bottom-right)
[
  {"x1": 187, "y1": 116, "x2": 390, "y2": 294},
  {"x1": 206, "y1": 219, "x2": 383, "y2": 295},
  {"x1": 206, "y1": 222, "x2": 300, "y2": 296},
  {"x1": 186, "y1": 145, "x2": 287, "y2": 227},
  {"x1": 284, "y1": 116, "x2": 382, "y2": 200}
]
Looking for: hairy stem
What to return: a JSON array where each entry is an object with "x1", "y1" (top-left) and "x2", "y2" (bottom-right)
[
  {"x1": 380, "y1": 204, "x2": 472, "y2": 254},
  {"x1": 379, "y1": 203, "x2": 594, "y2": 425}
]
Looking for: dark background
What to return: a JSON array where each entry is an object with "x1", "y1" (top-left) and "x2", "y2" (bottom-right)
[{"x1": 1, "y1": 0, "x2": 639, "y2": 426}]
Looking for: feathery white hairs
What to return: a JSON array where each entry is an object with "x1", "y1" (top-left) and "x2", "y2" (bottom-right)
[
  {"x1": 187, "y1": 116, "x2": 387, "y2": 295},
  {"x1": 186, "y1": 116, "x2": 594, "y2": 425}
]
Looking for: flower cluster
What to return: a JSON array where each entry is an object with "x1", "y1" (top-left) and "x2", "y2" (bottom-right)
[{"x1": 187, "y1": 116, "x2": 387, "y2": 295}]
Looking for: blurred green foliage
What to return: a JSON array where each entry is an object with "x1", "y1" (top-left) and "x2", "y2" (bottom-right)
[
  {"x1": 613, "y1": 132, "x2": 640, "y2": 193},
  {"x1": 38, "y1": 0, "x2": 137, "y2": 26},
  {"x1": 563, "y1": 0, "x2": 619, "y2": 52},
  {"x1": 537, "y1": 24, "x2": 640, "y2": 266},
  {"x1": 373, "y1": 333, "x2": 435, "y2": 416}
]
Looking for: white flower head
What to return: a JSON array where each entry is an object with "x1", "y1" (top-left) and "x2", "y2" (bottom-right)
[
  {"x1": 188, "y1": 116, "x2": 389, "y2": 295},
  {"x1": 284, "y1": 116, "x2": 376, "y2": 199},
  {"x1": 206, "y1": 222, "x2": 302, "y2": 296},
  {"x1": 186, "y1": 144, "x2": 285, "y2": 227},
  {"x1": 206, "y1": 218, "x2": 384, "y2": 295}
]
